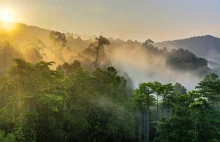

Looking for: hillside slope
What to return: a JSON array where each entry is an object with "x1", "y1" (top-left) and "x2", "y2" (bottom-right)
[{"x1": 155, "y1": 35, "x2": 220, "y2": 62}]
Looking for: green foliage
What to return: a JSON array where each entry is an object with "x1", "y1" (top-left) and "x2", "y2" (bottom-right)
[
  {"x1": 0, "y1": 42, "x2": 219, "y2": 142},
  {"x1": 0, "y1": 131, "x2": 16, "y2": 142},
  {"x1": 49, "y1": 31, "x2": 67, "y2": 47},
  {"x1": 56, "y1": 60, "x2": 81, "y2": 76},
  {"x1": 132, "y1": 93, "x2": 156, "y2": 111},
  {"x1": 167, "y1": 48, "x2": 208, "y2": 73},
  {"x1": 142, "y1": 39, "x2": 210, "y2": 74},
  {"x1": 0, "y1": 59, "x2": 135, "y2": 142},
  {"x1": 196, "y1": 73, "x2": 220, "y2": 102},
  {"x1": 15, "y1": 111, "x2": 39, "y2": 142},
  {"x1": 174, "y1": 82, "x2": 187, "y2": 94},
  {"x1": 94, "y1": 35, "x2": 110, "y2": 68},
  {"x1": 155, "y1": 81, "x2": 220, "y2": 142}
]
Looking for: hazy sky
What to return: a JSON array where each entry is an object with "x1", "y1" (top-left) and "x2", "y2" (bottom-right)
[{"x1": 0, "y1": 0, "x2": 220, "y2": 42}]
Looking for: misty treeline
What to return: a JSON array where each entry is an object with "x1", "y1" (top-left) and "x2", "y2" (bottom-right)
[
  {"x1": 0, "y1": 23, "x2": 212, "y2": 77},
  {"x1": 0, "y1": 24, "x2": 219, "y2": 142}
]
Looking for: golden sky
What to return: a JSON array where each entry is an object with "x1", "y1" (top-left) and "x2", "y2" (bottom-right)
[{"x1": 0, "y1": 0, "x2": 220, "y2": 42}]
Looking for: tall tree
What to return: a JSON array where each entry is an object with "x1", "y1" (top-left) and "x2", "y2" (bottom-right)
[
  {"x1": 133, "y1": 82, "x2": 156, "y2": 142},
  {"x1": 196, "y1": 73, "x2": 220, "y2": 102},
  {"x1": 148, "y1": 81, "x2": 163, "y2": 136},
  {"x1": 49, "y1": 31, "x2": 67, "y2": 48},
  {"x1": 93, "y1": 35, "x2": 110, "y2": 68},
  {"x1": 49, "y1": 31, "x2": 67, "y2": 61},
  {"x1": 161, "y1": 83, "x2": 174, "y2": 118}
]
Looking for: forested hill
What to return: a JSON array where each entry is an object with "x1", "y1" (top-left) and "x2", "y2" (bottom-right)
[
  {"x1": 1, "y1": 23, "x2": 220, "y2": 142},
  {"x1": 2, "y1": 23, "x2": 220, "y2": 61},
  {"x1": 0, "y1": 22, "x2": 215, "y2": 89},
  {"x1": 0, "y1": 22, "x2": 93, "y2": 48},
  {"x1": 1, "y1": 22, "x2": 219, "y2": 61},
  {"x1": 155, "y1": 35, "x2": 220, "y2": 62}
]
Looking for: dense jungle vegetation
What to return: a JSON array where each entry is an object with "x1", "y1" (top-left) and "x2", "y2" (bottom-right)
[{"x1": 0, "y1": 30, "x2": 220, "y2": 142}]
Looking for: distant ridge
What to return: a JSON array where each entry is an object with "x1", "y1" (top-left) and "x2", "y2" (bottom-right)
[
  {"x1": 157, "y1": 35, "x2": 219, "y2": 43},
  {"x1": 155, "y1": 35, "x2": 220, "y2": 62}
]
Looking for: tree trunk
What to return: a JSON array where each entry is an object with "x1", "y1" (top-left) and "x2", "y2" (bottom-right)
[
  {"x1": 167, "y1": 101, "x2": 170, "y2": 118},
  {"x1": 143, "y1": 111, "x2": 145, "y2": 142},
  {"x1": 95, "y1": 46, "x2": 100, "y2": 68},
  {"x1": 162, "y1": 98, "x2": 165, "y2": 117},
  {"x1": 138, "y1": 111, "x2": 142, "y2": 142},
  {"x1": 146, "y1": 96, "x2": 150, "y2": 142},
  {"x1": 195, "y1": 126, "x2": 198, "y2": 141},
  {"x1": 156, "y1": 94, "x2": 159, "y2": 136}
]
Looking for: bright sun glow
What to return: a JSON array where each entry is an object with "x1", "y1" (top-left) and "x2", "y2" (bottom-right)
[{"x1": 0, "y1": 9, "x2": 14, "y2": 22}]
